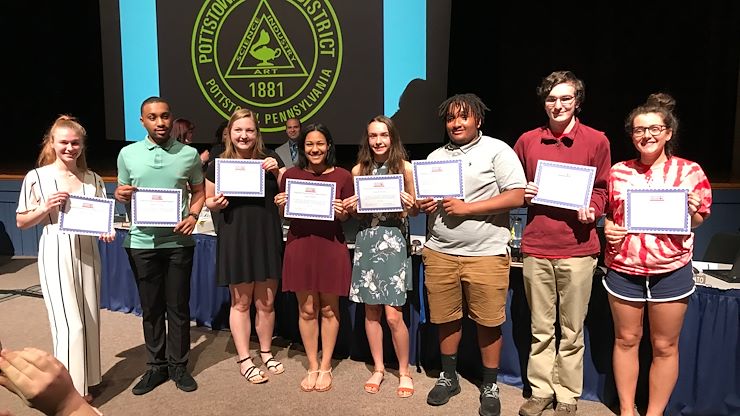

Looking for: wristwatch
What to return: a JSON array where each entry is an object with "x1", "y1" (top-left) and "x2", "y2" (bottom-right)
[{"x1": 187, "y1": 212, "x2": 199, "y2": 220}]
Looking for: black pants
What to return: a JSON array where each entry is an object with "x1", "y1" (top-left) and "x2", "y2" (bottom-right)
[{"x1": 125, "y1": 247, "x2": 194, "y2": 368}]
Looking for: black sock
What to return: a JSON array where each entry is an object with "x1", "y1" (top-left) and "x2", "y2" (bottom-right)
[
  {"x1": 482, "y1": 366, "x2": 498, "y2": 385},
  {"x1": 440, "y1": 354, "x2": 458, "y2": 380}
]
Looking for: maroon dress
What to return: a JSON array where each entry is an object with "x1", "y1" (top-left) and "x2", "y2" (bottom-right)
[{"x1": 280, "y1": 166, "x2": 353, "y2": 295}]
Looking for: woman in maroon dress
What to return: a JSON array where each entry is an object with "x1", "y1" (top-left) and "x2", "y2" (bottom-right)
[{"x1": 274, "y1": 123, "x2": 353, "y2": 393}]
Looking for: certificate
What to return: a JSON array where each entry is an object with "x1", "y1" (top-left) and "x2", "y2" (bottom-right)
[
  {"x1": 355, "y1": 174, "x2": 404, "y2": 213},
  {"x1": 532, "y1": 160, "x2": 596, "y2": 210},
  {"x1": 285, "y1": 179, "x2": 336, "y2": 221},
  {"x1": 214, "y1": 158, "x2": 265, "y2": 197},
  {"x1": 59, "y1": 195, "x2": 114, "y2": 236},
  {"x1": 412, "y1": 159, "x2": 464, "y2": 199},
  {"x1": 131, "y1": 188, "x2": 183, "y2": 227},
  {"x1": 625, "y1": 188, "x2": 690, "y2": 234}
]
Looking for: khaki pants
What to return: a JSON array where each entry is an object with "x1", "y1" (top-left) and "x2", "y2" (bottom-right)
[{"x1": 522, "y1": 255, "x2": 596, "y2": 404}]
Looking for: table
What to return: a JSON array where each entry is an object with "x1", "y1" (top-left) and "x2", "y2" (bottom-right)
[{"x1": 99, "y1": 231, "x2": 739, "y2": 414}]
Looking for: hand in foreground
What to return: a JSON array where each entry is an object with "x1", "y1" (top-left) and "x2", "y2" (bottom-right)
[
  {"x1": 342, "y1": 195, "x2": 358, "y2": 215},
  {"x1": 333, "y1": 198, "x2": 347, "y2": 217},
  {"x1": 400, "y1": 191, "x2": 416, "y2": 212},
  {"x1": 417, "y1": 197, "x2": 438, "y2": 214},
  {"x1": 687, "y1": 191, "x2": 701, "y2": 217},
  {"x1": 442, "y1": 197, "x2": 469, "y2": 216},
  {"x1": 113, "y1": 185, "x2": 137, "y2": 203},
  {"x1": 604, "y1": 219, "x2": 628, "y2": 247},
  {"x1": 577, "y1": 206, "x2": 596, "y2": 224},
  {"x1": 174, "y1": 215, "x2": 197, "y2": 235},
  {"x1": 262, "y1": 157, "x2": 280, "y2": 177},
  {"x1": 45, "y1": 191, "x2": 70, "y2": 213},
  {"x1": 0, "y1": 348, "x2": 98, "y2": 416},
  {"x1": 524, "y1": 182, "x2": 538, "y2": 206},
  {"x1": 98, "y1": 232, "x2": 116, "y2": 243},
  {"x1": 210, "y1": 193, "x2": 229, "y2": 210},
  {"x1": 273, "y1": 192, "x2": 287, "y2": 208}
]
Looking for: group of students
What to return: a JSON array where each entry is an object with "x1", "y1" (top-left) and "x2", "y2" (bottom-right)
[{"x1": 7, "y1": 69, "x2": 711, "y2": 416}]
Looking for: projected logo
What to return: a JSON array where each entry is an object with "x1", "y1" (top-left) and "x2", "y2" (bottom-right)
[{"x1": 192, "y1": 0, "x2": 342, "y2": 132}]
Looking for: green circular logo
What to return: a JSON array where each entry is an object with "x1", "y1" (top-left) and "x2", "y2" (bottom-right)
[{"x1": 192, "y1": 0, "x2": 342, "y2": 132}]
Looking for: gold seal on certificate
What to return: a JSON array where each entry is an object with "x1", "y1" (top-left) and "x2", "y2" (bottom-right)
[
  {"x1": 355, "y1": 174, "x2": 404, "y2": 213},
  {"x1": 131, "y1": 188, "x2": 183, "y2": 227},
  {"x1": 284, "y1": 179, "x2": 336, "y2": 221},
  {"x1": 59, "y1": 195, "x2": 115, "y2": 236}
]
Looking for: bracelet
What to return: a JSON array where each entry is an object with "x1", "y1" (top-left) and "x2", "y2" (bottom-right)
[{"x1": 187, "y1": 212, "x2": 199, "y2": 220}]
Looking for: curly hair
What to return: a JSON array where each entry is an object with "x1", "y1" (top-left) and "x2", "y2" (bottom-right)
[{"x1": 624, "y1": 93, "x2": 679, "y2": 157}]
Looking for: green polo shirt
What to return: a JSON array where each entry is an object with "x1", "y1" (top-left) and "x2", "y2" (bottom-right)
[{"x1": 117, "y1": 136, "x2": 204, "y2": 249}]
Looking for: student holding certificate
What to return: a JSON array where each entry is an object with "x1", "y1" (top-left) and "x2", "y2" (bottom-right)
[
  {"x1": 603, "y1": 93, "x2": 712, "y2": 416},
  {"x1": 274, "y1": 123, "x2": 353, "y2": 393},
  {"x1": 204, "y1": 108, "x2": 286, "y2": 384},
  {"x1": 342, "y1": 115, "x2": 417, "y2": 397},
  {"x1": 16, "y1": 115, "x2": 114, "y2": 404},
  {"x1": 417, "y1": 94, "x2": 526, "y2": 415},
  {"x1": 114, "y1": 97, "x2": 205, "y2": 395},
  {"x1": 513, "y1": 71, "x2": 611, "y2": 416}
]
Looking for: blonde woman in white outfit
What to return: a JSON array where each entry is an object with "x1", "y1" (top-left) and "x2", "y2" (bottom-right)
[{"x1": 16, "y1": 115, "x2": 114, "y2": 404}]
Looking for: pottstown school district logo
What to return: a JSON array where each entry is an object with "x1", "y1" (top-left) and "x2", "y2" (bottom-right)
[{"x1": 192, "y1": 0, "x2": 342, "y2": 132}]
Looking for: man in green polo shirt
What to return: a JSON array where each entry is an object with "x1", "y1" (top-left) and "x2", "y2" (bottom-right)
[{"x1": 114, "y1": 96, "x2": 205, "y2": 395}]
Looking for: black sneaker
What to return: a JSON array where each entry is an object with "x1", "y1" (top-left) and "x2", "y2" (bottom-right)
[
  {"x1": 479, "y1": 383, "x2": 501, "y2": 416},
  {"x1": 169, "y1": 365, "x2": 198, "y2": 392},
  {"x1": 426, "y1": 371, "x2": 461, "y2": 406},
  {"x1": 132, "y1": 367, "x2": 169, "y2": 395}
]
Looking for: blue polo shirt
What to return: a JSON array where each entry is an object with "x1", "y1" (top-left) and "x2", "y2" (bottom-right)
[{"x1": 117, "y1": 136, "x2": 204, "y2": 249}]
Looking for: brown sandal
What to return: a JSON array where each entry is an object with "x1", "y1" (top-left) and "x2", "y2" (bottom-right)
[
  {"x1": 363, "y1": 369, "x2": 385, "y2": 394},
  {"x1": 397, "y1": 373, "x2": 414, "y2": 398}
]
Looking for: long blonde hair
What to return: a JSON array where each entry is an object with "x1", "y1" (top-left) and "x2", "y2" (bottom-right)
[
  {"x1": 36, "y1": 115, "x2": 89, "y2": 171},
  {"x1": 220, "y1": 108, "x2": 268, "y2": 159}
]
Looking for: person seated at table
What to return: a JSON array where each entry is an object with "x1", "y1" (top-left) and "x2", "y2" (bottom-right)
[
  {"x1": 204, "y1": 108, "x2": 286, "y2": 384},
  {"x1": 342, "y1": 115, "x2": 418, "y2": 398},
  {"x1": 603, "y1": 93, "x2": 712, "y2": 416},
  {"x1": 273, "y1": 123, "x2": 353, "y2": 393},
  {"x1": 15, "y1": 115, "x2": 115, "y2": 404},
  {"x1": 417, "y1": 94, "x2": 526, "y2": 416},
  {"x1": 0, "y1": 347, "x2": 101, "y2": 416}
]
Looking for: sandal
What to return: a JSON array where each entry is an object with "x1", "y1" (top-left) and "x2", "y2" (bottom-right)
[
  {"x1": 314, "y1": 369, "x2": 333, "y2": 392},
  {"x1": 237, "y1": 356, "x2": 268, "y2": 384},
  {"x1": 300, "y1": 370, "x2": 320, "y2": 392},
  {"x1": 363, "y1": 369, "x2": 385, "y2": 394},
  {"x1": 259, "y1": 350, "x2": 285, "y2": 375},
  {"x1": 397, "y1": 373, "x2": 414, "y2": 398}
]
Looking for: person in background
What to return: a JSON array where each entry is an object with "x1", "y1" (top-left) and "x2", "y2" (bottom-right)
[
  {"x1": 274, "y1": 123, "x2": 353, "y2": 393},
  {"x1": 0, "y1": 347, "x2": 101, "y2": 416},
  {"x1": 275, "y1": 117, "x2": 301, "y2": 169},
  {"x1": 603, "y1": 93, "x2": 711, "y2": 416},
  {"x1": 206, "y1": 120, "x2": 229, "y2": 167},
  {"x1": 114, "y1": 96, "x2": 205, "y2": 395},
  {"x1": 513, "y1": 70, "x2": 611, "y2": 416},
  {"x1": 418, "y1": 94, "x2": 526, "y2": 416},
  {"x1": 172, "y1": 118, "x2": 212, "y2": 170},
  {"x1": 204, "y1": 108, "x2": 286, "y2": 384},
  {"x1": 342, "y1": 115, "x2": 417, "y2": 398},
  {"x1": 15, "y1": 115, "x2": 114, "y2": 404}
]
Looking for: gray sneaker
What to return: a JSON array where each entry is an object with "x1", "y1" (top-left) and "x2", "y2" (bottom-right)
[
  {"x1": 554, "y1": 402, "x2": 577, "y2": 415},
  {"x1": 518, "y1": 396, "x2": 554, "y2": 416}
]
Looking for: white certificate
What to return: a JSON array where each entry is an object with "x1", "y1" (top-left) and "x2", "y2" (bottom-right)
[
  {"x1": 532, "y1": 160, "x2": 596, "y2": 210},
  {"x1": 214, "y1": 158, "x2": 265, "y2": 197},
  {"x1": 412, "y1": 159, "x2": 464, "y2": 199},
  {"x1": 59, "y1": 195, "x2": 114, "y2": 236},
  {"x1": 355, "y1": 174, "x2": 404, "y2": 213},
  {"x1": 625, "y1": 188, "x2": 690, "y2": 234},
  {"x1": 285, "y1": 179, "x2": 336, "y2": 221},
  {"x1": 131, "y1": 187, "x2": 183, "y2": 227}
]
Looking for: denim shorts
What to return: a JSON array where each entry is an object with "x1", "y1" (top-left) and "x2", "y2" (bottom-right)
[{"x1": 602, "y1": 262, "x2": 695, "y2": 302}]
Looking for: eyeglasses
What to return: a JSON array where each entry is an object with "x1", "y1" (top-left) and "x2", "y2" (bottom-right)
[
  {"x1": 632, "y1": 125, "x2": 667, "y2": 137},
  {"x1": 544, "y1": 95, "x2": 576, "y2": 106}
]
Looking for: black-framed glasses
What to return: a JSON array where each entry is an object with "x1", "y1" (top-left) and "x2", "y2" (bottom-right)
[
  {"x1": 632, "y1": 125, "x2": 667, "y2": 137},
  {"x1": 544, "y1": 95, "x2": 576, "y2": 106}
]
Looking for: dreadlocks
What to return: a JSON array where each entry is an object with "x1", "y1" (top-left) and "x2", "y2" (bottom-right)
[{"x1": 437, "y1": 93, "x2": 490, "y2": 124}]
